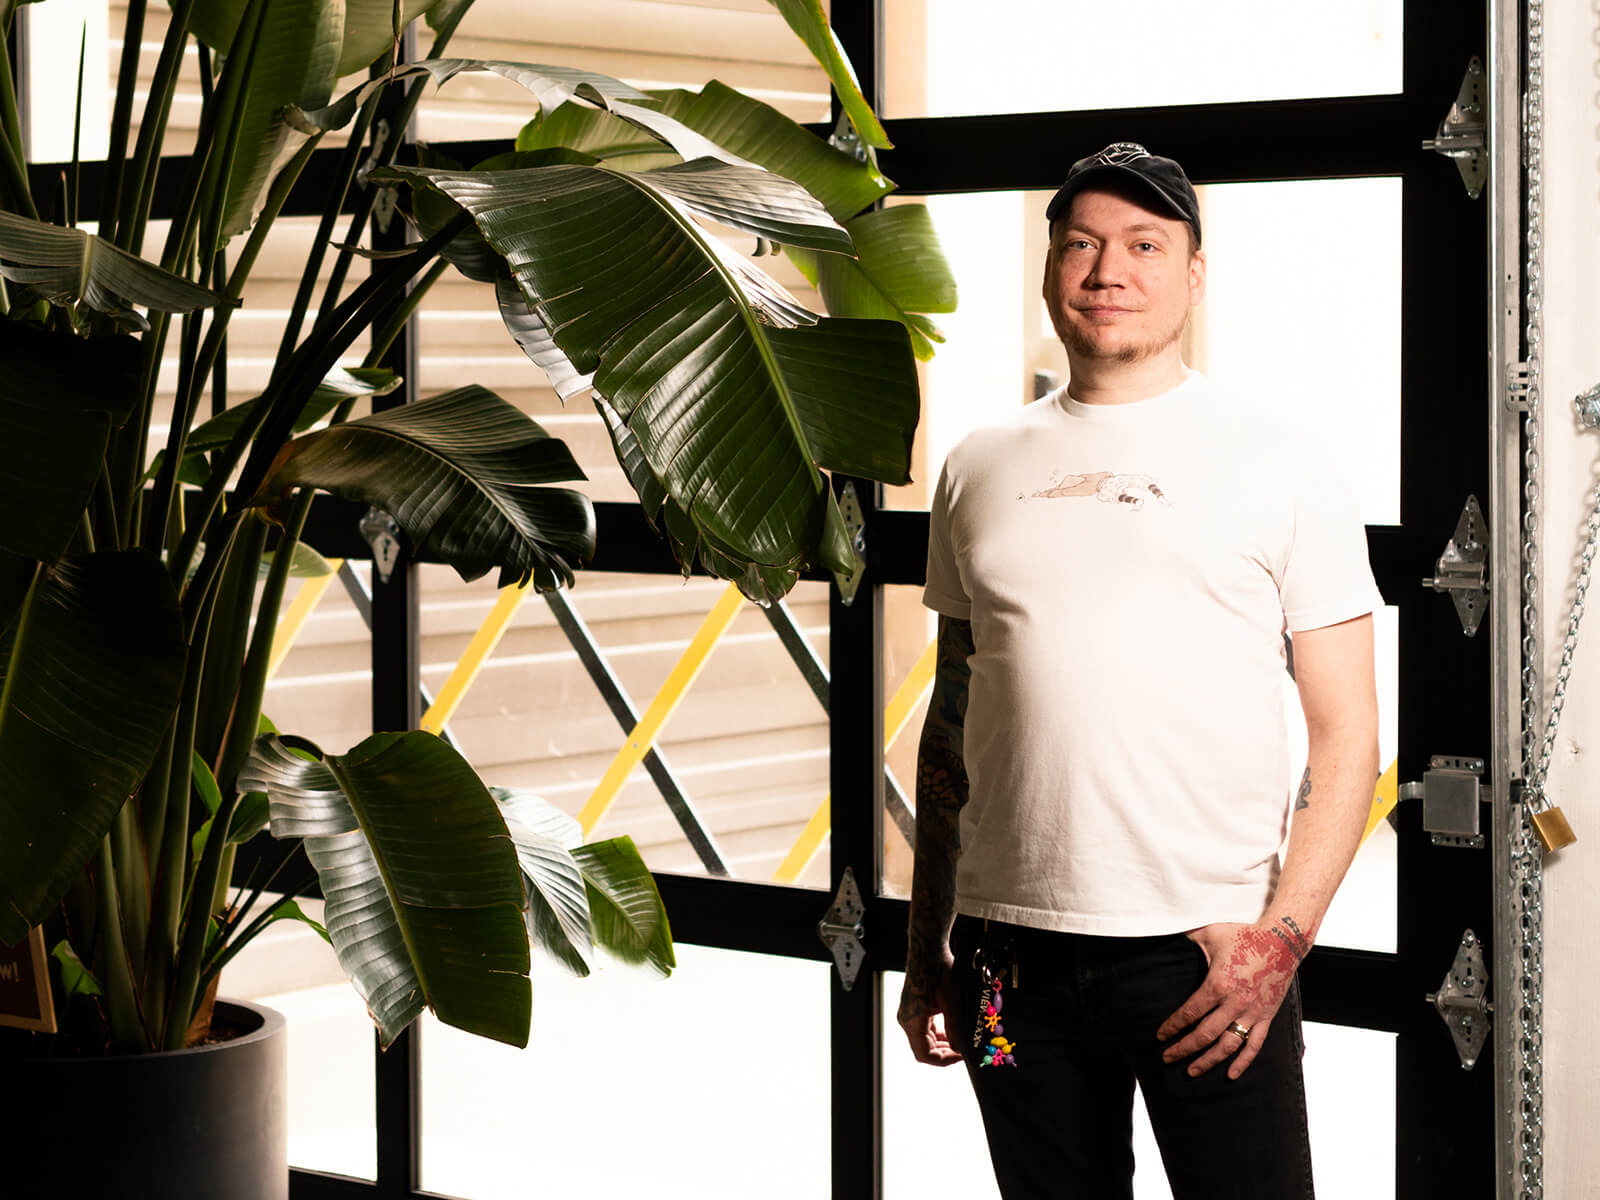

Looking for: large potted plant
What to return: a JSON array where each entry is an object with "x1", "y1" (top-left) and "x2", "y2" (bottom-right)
[{"x1": 0, "y1": 0, "x2": 952, "y2": 1191}]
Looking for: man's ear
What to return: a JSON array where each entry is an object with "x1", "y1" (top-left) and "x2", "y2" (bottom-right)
[{"x1": 1188, "y1": 248, "x2": 1207, "y2": 307}]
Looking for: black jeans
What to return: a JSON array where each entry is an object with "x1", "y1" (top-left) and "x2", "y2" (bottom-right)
[{"x1": 950, "y1": 915, "x2": 1314, "y2": 1199}]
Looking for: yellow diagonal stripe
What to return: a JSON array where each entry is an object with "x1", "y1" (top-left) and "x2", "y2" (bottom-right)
[
  {"x1": 885, "y1": 638, "x2": 938, "y2": 748},
  {"x1": 772, "y1": 635, "x2": 939, "y2": 884},
  {"x1": 266, "y1": 561, "x2": 343, "y2": 682},
  {"x1": 1361, "y1": 759, "x2": 1400, "y2": 848},
  {"x1": 420, "y1": 582, "x2": 531, "y2": 735},
  {"x1": 578, "y1": 583, "x2": 745, "y2": 836}
]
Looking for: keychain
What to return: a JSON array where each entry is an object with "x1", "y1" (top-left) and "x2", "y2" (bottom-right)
[{"x1": 971, "y1": 943, "x2": 1018, "y2": 1067}]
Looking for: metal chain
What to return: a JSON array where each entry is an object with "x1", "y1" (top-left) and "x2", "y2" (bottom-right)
[{"x1": 1514, "y1": 0, "x2": 1547, "y2": 1192}]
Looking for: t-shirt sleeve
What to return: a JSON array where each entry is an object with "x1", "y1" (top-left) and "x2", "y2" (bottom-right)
[
  {"x1": 923, "y1": 460, "x2": 972, "y2": 619},
  {"x1": 1278, "y1": 470, "x2": 1384, "y2": 632}
]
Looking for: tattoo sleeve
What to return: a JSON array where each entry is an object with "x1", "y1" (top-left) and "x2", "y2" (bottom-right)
[{"x1": 900, "y1": 615, "x2": 974, "y2": 1013}]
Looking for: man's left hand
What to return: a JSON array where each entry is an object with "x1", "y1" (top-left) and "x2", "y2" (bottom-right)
[{"x1": 1156, "y1": 921, "x2": 1306, "y2": 1080}]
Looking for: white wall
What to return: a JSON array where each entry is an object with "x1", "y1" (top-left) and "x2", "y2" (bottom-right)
[{"x1": 1534, "y1": 3, "x2": 1600, "y2": 1193}]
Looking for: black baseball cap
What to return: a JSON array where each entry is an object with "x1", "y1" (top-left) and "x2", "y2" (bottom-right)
[{"x1": 1045, "y1": 143, "x2": 1201, "y2": 244}]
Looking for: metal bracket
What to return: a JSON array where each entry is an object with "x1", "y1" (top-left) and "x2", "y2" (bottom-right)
[
  {"x1": 358, "y1": 119, "x2": 398, "y2": 233},
  {"x1": 1425, "y1": 929, "x2": 1492, "y2": 1070},
  {"x1": 828, "y1": 111, "x2": 868, "y2": 164},
  {"x1": 833, "y1": 481, "x2": 866, "y2": 607},
  {"x1": 1422, "y1": 495, "x2": 1489, "y2": 636},
  {"x1": 1422, "y1": 57, "x2": 1486, "y2": 198},
  {"x1": 359, "y1": 507, "x2": 403, "y2": 583},
  {"x1": 1506, "y1": 361, "x2": 1533, "y2": 412},
  {"x1": 817, "y1": 867, "x2": 866, "y2": 990},
  {"x1": 1576, "y1": 380, "x2": 1600, "y2": 429},
  {"x1": 1398, "y1": 755, "x2": 1485, "y2": 848}
]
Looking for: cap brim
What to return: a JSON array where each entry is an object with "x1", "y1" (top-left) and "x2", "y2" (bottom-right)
[{"x1": 1045, "y1": 165, "x2": 1193, "y2": 228}]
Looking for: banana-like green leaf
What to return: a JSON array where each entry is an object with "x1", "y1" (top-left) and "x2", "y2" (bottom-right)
[
  {"x1": 517, "y1": 82, "x2": 892, "y2": 220},
  {"x1": 493, "y1": 278, "x2": 595, "y2": 403},
  {"x1": 0, "y1": 552, "x2": 187, "y2": 946},
  {"x1": 492, "y1": 788, "x2": 591, "y2": 977},
  {"x1": 152, "y1": 366, "x2": 399, "y2": 486},
  {"x1": 766, "y1": 0, "x2": 891, "y2": 150},
  {"x1": 240, "y1": 731, "x2": 531, "y2": 1047},
  {"x1": 51, "y1": 940, "x2": 103, "y2": 1000},
  {"x1": 189, "y1": 0, "x2": 450, "y2": 78},
  {"x1": 211, "y1": 0, "x2": 342, "y2": 246},
  {"x1": 253, "y1": 385, "x2": 595, "y2": 589},
  {"x1": 787, "y1": 205, "x2": 958, "y2": 360},
  {"x1": 572, "y1": 837, "x2": 673, "y2": 977},
  {"x1": 515, "y1": 103, "x2": 678, "y2": 171},
  {"x1": 0, "y1": 211, "x2": 228, "y2": 328},
  {"x1": 0, "y1": 321, "x2": 142, "y2": 563},
  {"x1": 653, "y1": 82, "x2": 891, "y2": 222},
  {"x1": 290, "y1": 59, "x2": 650, "y2": 135},
  {"x1": 384, "y1": 159, "x2": 917, "y2": 602}
]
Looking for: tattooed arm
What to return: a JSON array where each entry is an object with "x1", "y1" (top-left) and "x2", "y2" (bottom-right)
[
  {"x1": 1158, "y1": 613, "x2": 1378, "y2": 1079},
  {"x1": 896, "y1": 615, "x2": 975, "y2": 1067}
]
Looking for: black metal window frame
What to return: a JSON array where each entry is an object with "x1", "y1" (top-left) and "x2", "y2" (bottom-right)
[{"x1": 12, "y1": 1, "x2": 1494, "y2": 1195}]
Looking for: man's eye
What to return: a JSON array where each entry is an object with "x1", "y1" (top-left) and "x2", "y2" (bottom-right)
[{"x1": 1134, "y1": 242, "x2": 1159, "y2": 252}]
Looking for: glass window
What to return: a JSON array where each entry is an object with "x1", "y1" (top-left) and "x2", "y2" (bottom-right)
[
  {"x1": 228, "y1": 910, "x2": 378, "y2": 1181},
  {"x1": 413, "y1": 0, "x2": 832, "y2": 144},
  {"x1": 883, "y1": 0, "x2": 1403, "y2": 120},
  {"x1": 413, "y1": 564, "x2": 833, "y2": 886},
  {"x1": 420, "y1": 944, "x2": 831, "y2": 1198}
]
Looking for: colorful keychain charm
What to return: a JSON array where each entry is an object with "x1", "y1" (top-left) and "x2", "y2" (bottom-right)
[{"x1": 971, "y1": 953, "x2": 1018, "y2": 1067}]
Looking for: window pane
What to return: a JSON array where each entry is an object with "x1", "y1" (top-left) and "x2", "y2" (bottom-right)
[
  {"x1": 420, "y1": 945, "x2": 830, "y2": 1198},
  {"x1": 887, "y1": 179, "x2": 1402, "y2": 530},
  {"x1": 412, "y1": 565, "x2": 832, "y2": 885},
  {"x1": 413, "y1": 0, "x2": 832, "y2": 143},
  {"x1": 229, "y1": 915, "x2": 378, "y2": 1181},
  {"x1": 883, "y1": 0, "x2": 1402, "y2": 119}
]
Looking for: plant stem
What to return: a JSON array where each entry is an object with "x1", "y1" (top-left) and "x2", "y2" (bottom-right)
[
  {"x1": 0, "y1": 124, "x2": 38, "y2": 220},
  {"x1": 94, "y1": 836, "x2": 148, "y2": 1051},
  {"x1": 149, "y1": 136, "x2": 322, "y2": 549},
  {"x1": 98, "y1": 0, "x2": 146, "y2": 246},
  {"x1": 119, "y1": 0, "x2": 199, "y2": 254},
  {"x1": 110, "y1": 799, "x2": 149, "y2": 981},
  {"x1": 366, "y1": 257, "x2": 447, "y2": 364},
  {"x1": 215, "y1": 494, "x2": 314, "y2": 799}
]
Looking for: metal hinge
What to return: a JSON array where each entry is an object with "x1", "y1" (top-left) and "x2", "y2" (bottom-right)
[
  {"x1": 833, "y1": 481, "x2": 867, "y2": 607},
  {"x1": 359, "y1": 507, "x2": 403, "y2": 583},
  {"x1": 1422, "y1": 57, "x2": 1486, "y2": 199},
  {"x1": 1425, "y1": 929, "x2": 1492, "y2": 1070},
  {"x1": 1422, "y1": 496, "x2": 1488, "y2": 636},
  {"x1": 817, "y1": 867, "x2": 866, "y2": 990},
  {"x1": 1398, "y1": 755, "x2": 1486, "y2": 848}
]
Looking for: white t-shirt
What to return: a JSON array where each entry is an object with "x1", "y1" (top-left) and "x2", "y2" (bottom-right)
[{"x1": 923, "y1": 371, "x2": 1381, "y2": 936}]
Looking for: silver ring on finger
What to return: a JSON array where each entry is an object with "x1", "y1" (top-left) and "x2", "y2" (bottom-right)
[{"x1": 1226, "y1": 1021, "x2": 1251, "y2": 1043}]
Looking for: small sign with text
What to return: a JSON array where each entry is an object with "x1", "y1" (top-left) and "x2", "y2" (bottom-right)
[{"x1": 0, "y1": 927, "x2": 57, "y2": 1033}]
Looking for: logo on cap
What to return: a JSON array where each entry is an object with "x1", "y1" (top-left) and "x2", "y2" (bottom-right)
[{"x1": 1092, "y1": 143, "x2": 1151, "y2": 167}]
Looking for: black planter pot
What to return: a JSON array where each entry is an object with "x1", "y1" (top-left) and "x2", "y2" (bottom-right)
[{"x1": 14, "y1": 999, "x2": 287, "y2": 1200}]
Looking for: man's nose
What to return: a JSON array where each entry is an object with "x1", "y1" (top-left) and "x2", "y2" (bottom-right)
[{"x1": 1085, "y1": 246, "x2": 1126, "y2": 287}]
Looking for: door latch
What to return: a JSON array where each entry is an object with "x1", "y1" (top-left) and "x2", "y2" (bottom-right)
[
  {"x1": 1398, "y1": 756, "x2": 1485, "y2": 848},
  {"x1": 1425, "y1": 929, "x2": 1492, "y2": 1070},
  {"x1": 1422, "y1": 57, "x2": 1486, "y2": 198},
  {"x1": 1422, "y1": 495, "x2": 1488, "y2": 636},
  {"x1": 817, "y1": 867, "x2": 866, "y2": 990}
]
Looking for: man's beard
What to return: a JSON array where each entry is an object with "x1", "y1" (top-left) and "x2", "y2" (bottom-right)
[{"x1": 1059, "y1": 309, "x2": 1188, "y2": 364}]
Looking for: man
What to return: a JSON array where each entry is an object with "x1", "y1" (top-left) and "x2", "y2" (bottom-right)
[{"x1": 896, "y1": 143, "x2": 1381, "y2": 1198}]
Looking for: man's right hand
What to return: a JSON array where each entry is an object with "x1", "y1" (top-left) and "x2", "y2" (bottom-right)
[{"x1": 897, "y1": 967, "x2": 965, "y2": 1066}]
